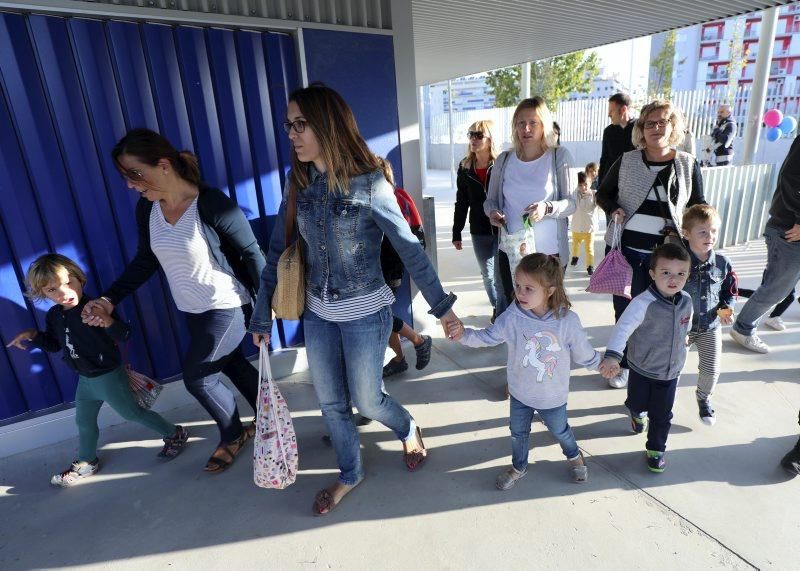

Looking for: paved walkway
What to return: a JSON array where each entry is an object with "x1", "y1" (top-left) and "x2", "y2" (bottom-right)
[{"x1": 1, "y1": 171, "x2": 798, "y2": 569}]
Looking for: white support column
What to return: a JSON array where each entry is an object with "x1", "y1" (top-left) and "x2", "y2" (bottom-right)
[
  {"x1": 520, "y1": 61, "x2": 531, "y2": 100},
  {"x1": 448, "y1": 79, "x2": 455, "y2": 188},
  {"x1": 741, "y1": 7, "x2": 779, "y2": 165},
  {"x1": 389, "y1": 0, "x2": 424, "y2": 206}
]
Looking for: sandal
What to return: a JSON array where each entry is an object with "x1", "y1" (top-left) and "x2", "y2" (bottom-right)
[
  {"x1": 203, "y1": 428, "x2": 249, "y2": 473},
  {"x1": 403, "y1": 426, "x2": 428, "y2": 472},
  {"x1": 158, "y1": 425, "x2": 189, "y2": 460},
  {"x1": 312, "y1": 481, "x2": 362, "y2": 516}
]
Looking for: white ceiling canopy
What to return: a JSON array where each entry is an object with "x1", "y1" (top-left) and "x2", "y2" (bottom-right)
[{"x1": 411, "y1": 0, "x2": 793, "y2": 85}]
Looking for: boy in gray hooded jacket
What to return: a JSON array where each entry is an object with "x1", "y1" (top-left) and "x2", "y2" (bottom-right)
[{"x1": 600, "y1": 243, "x2": 693, "y2": 473}]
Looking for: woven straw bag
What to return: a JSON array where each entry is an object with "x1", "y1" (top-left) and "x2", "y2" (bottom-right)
[{"x1": 271, "y1": 182, "x2": 305, "y2": 320}]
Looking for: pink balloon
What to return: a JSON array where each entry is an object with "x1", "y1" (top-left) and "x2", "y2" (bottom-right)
[{"x1": 764, "y1": 109, "x2": 783, "y2": 128}]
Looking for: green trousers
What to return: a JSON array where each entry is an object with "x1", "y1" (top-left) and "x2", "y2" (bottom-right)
[{"x1": 75, "y1": 366, "x2": 175, "y2": 461}]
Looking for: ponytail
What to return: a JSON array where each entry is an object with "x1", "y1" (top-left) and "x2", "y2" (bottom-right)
[
  {"x1": 177, "y1": 151, "x2": 201, "y2": 185},
  {"x1": 111, "y1": 128, "x2": 202, "y2": 186}
]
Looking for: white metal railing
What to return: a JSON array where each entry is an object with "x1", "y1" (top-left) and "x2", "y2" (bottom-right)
[{"x1": 429, "y1": 87, "x2": 800, "y2": 146}]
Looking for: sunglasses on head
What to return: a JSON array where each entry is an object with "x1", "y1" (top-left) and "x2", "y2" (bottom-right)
[{"x1": 467, "y1": 131, "x2": 485, "y2": 140}]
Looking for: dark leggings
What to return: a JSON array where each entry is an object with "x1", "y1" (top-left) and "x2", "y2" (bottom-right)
[
  {"x1": 392, "y1": 316, "x2": 404, "y2": 333},
  {"x1": 182, "y1": 305, "x2": 259, "y2": 443}
]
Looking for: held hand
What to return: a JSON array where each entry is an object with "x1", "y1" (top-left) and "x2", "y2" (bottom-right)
[
  {"x1": 6, "y1": 329, "x2": 37, "y2": 350},
  {"x1": 446, "y1": 319, "x2": 465, "y2": 341},
  {"x1": 81, "y1": 298, "x2": 115, "y2": 327},
  {"x1": 598, "y1": 358, "x2": 620, "y2": 379},
  {"x1": 90, "y1": 306, "x2": 114, "y2": 328},
  {"x1": 524, "y1": 202, "x2": 545, "y2": 222},
  {"x1": 611, "y1": 208, "x2": 626, "y2": 224},
  {"x1": 489, "y1": 210, "x2": 506, "y2": 228},
  {"x1": 785, "y1": 224, "x2": 800, "y2": 242},
  {"x1": 439, "y1": 309, "x2": 460, "y2": 339},
  {"x1": 452, "y1": 241, "x2": 463, "y2": 251},
  {"x1": 252, "y1": 333, "x2": 271, "y2": 347}
]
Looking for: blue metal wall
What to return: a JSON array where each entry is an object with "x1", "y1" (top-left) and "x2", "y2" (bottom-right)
[{"x1": 0, "y1": 13, "x2": 301, "y2": 421}]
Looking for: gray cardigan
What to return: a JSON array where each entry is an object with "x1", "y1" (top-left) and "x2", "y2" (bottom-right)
[
  {"x1": 598, "y1": 149, "x2": 701, "y2": 247},
  {"x1": 484, "y1": 147, "x2": 576, "y2": 262}
]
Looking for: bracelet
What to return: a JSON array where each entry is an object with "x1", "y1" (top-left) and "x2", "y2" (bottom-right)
[
  {"x1": 544, "y1": 202, "x2": 553, "y2": 215},
  {"x1": 100, "y1": 296, "x2": 112, "y2": 305}
]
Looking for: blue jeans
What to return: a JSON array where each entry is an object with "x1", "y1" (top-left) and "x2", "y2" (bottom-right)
[
  {"x1": 734, "y1": 225, "x2": 800, "y2": 336},
  {"x1": 509, "y1": 396, "x2": 579, "y2": 472},
  {"x1": 304, "y1": 306, "x2": 414, "y2": 485},
  {"x1": 470, "y1": 233, "x2": 498, "y2": 308}
]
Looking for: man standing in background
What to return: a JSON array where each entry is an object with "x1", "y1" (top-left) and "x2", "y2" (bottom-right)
[
  {"x1": 709, "y1": 103, "x2": 736, "y2": 166},
  {"x1": 598, "y1": 92, "x2": 636, "y2": 185}
]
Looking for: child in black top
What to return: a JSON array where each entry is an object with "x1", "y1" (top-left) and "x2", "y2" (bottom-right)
[{"x1": 7, "y1": 254, "x2": 188, "y2": 486}]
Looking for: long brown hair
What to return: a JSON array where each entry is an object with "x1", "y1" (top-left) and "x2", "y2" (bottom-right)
[
  {"x1": 287, "y1": 83, "x2": 382, "y2": 195},
  {"x1": 111, "y1": 128, "x2": 201, "y2": 186},
  {"x1": 515, "y1": 253, "x2": 571, "y2": 314}
]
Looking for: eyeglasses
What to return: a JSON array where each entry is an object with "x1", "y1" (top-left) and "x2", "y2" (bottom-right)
[
  {"x1": 121, "y1": 168, "x2": 144, "y2": 182},
  {"x1": 283, "y1": 119, "x2": 308, "y2": 134},
  {"x1": 516, "y1": 120, "x2": 541, "y2": 130},
  {"x1": 643, "y1": 119, "x2": 670, "y2": 130},
  {"x1": 467, "y1": 131, "x2": 485, "y2": 140}
]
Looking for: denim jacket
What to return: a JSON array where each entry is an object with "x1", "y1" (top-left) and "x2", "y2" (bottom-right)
[
  {"x1": 682, "y1": 245, "x2": 737, "y2": 332},
  {"x1": 249, "y1": 166, "x2": 456, "y2": 334}
]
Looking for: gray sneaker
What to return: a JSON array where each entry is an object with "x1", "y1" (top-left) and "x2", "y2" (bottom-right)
[
  {"x1": 729, "y1": 329, "x2": 769, "y2": 353},
  {"x1": 382, "y1": 357, "x2": 409, "y2": 378},
  {"x1": 496, "y1": 466, "x2": 527, "y2": 490},
  {"x1": 51, "y1": 458, "x2": 99, "y2": 487}
]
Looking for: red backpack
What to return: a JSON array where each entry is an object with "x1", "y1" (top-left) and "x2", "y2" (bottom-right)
[{"x1": 394, "y1": 187, "x2": 425, "y2": 248}]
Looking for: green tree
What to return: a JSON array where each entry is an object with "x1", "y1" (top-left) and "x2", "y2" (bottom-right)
[
  {"x1": 485, "y1": 65, "x2": 521, "y2": 108},
  {"x1": 486, "y1": 51, "x2": 600, "y2": 110},
  {"x1": 648, "y1": 30, "x2": 676, "y2": 97}
]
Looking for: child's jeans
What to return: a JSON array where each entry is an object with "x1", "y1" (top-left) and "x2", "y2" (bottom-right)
[
  {"x1": 687, "y1": 326, "x2": 722, "y2": 401},
  {"x1": 571, "y1": 231, "x2": 594, "y2": 266},
  {"x1": 76, "y1": 366, "x2": 176, "y2": 461},
  {"x1": 625, "y1": 370, "x2": 679, "y2": 453},
  {"x1": 509, "y1": 396, "x2": 580, "y2": 472}
]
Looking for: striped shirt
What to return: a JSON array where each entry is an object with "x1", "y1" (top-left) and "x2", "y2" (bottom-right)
[
  {"x1": 150, "y1": 198, "x2": 250, "y2": 313},
  {"x1": 306, "y1": 280, "x2": 395, "y2": 322},
  {"x1": 622, "y1": 160, "x2": 674, "y2": 253}
]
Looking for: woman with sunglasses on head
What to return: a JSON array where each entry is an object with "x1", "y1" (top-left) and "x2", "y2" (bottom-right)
[
  {"x1": 249, "y1": 84, "x2": 460, "y2": 515},
  {"x1": 453, "y1": 120, "x2": 500, "y2": 321},
  {"x1": 81, "y1": 128, "x2": 264, "y2": 473},
  {"x1": 484, "y1": 97, "x2": 576, "y2": 316},
  {"x1": 596, "y1": 99, "x2": 706, "y2": 389}
]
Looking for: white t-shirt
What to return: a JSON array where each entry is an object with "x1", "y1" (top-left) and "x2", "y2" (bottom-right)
[
  {"x1": 150, "y1": 199, "x2": 250, "y2": 313},
  {"x1": 501, "y1": 151, "x2": 559, "y2": 255}
]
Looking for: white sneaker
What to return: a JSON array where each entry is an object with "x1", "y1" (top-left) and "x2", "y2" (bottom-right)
[
  {"x1": 729, "y1": 329, "x2": 770, "y2": 353},
  {"x1": 764, "y1": 316, "x2": 786, "y2": 331},
  {"x1": 608, "y1": 368, "x2": 629, "y2": 389}
]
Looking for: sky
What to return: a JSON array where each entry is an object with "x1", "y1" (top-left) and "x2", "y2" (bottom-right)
[{"x1": 589, "y1": 36, "x2": 653, "y2": 95}]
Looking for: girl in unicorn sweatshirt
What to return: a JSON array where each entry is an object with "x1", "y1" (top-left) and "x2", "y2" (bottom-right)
[{"x1": 449, "y1": 253, "x2": 602, "y2": 489}]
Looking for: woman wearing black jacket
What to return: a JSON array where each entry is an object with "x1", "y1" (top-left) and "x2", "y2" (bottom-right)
[
  {"x1": 81, "y1": 129, "x2": 266, "y2": 473},
  {"x1": 453, "y1": 119, "x2": 499, "y2": 316}
]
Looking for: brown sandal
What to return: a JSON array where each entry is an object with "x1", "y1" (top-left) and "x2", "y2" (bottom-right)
[
  {"x1": 403, "y1": 426, "x2": 428, "y2": 472},
  {"x1": 312, "y1": 481, "x2": 362, "y2": 516},
  {"x1": 203, "y1": 427, "x2": 250, "y2": 473}
]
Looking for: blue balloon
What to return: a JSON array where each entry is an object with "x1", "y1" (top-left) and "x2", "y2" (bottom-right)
[
  {"x1": 766, "y1": 126, "x2": 782, "y2": 142},
  {"x1": 779, "y1": 116, "x2": 798, "y2": 135}
]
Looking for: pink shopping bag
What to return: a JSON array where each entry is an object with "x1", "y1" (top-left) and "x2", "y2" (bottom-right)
[
  {"x1": 585, "y1": 221, "x2": 633, "y2": 299},
  {"x1": 253, "y1": 342, "x2": 298, "y2": 489}
]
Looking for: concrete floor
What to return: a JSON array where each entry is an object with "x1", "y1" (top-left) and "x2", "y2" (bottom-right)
[{"x1": 1, "y1": 171, "x2": 798, "y2": 569}]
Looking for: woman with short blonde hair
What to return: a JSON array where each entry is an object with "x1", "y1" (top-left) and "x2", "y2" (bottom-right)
[{"x1": 596, "y1": 98, "x2": 706, "y2": 389}]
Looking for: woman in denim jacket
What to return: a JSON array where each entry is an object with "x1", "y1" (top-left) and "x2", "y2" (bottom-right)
[{"x1": 250, "y1": 84, "x2": 460, "y2": 515}]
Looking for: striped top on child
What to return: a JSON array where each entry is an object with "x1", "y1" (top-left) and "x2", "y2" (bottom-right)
[{"x1": 150, "y1": 198, "x2": 250, "y2": 313}]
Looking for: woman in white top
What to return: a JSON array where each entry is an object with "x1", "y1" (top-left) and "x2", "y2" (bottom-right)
[{"x1": 484, "y1": 97, "x2": 575, "y2": 315}]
